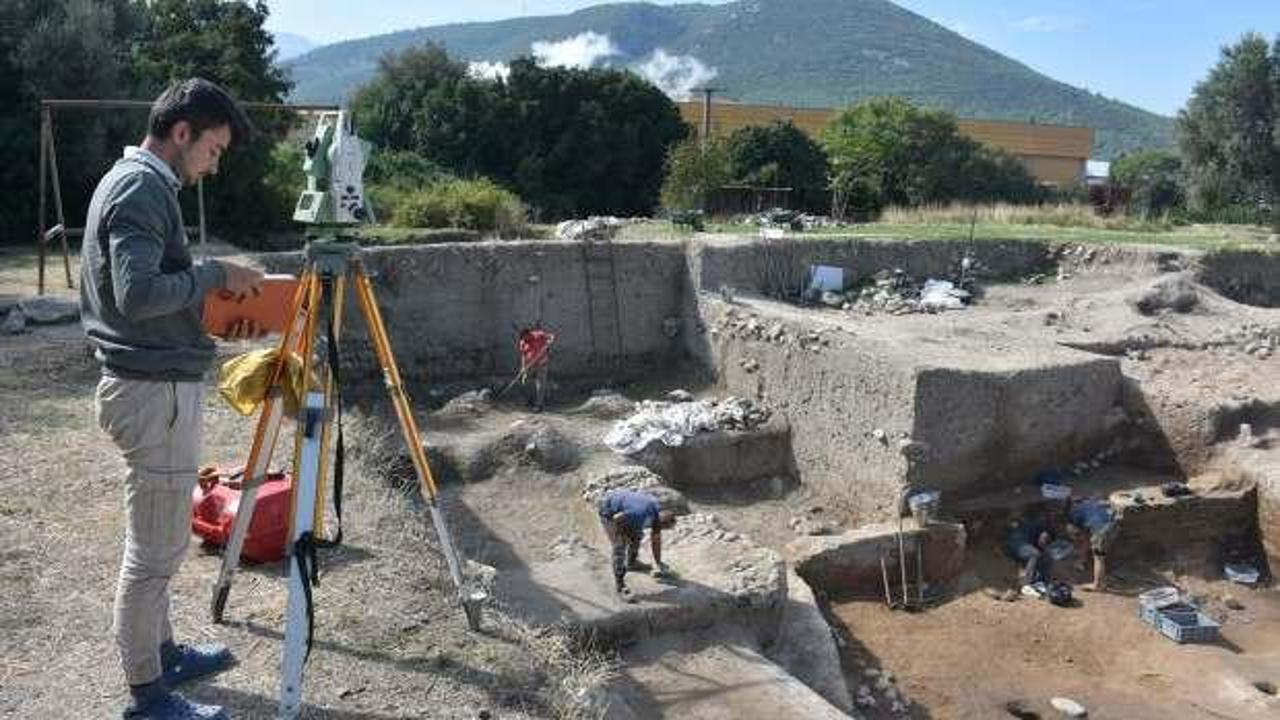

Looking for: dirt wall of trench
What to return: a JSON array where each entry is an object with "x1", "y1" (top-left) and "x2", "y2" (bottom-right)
[{"x1": 257, "y1": 241, "x2": 689, "y2": 383}]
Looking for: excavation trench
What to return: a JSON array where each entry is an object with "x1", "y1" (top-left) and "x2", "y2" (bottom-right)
[{"x1": 322, "y1": 236, "x2": 1279, "y2": 719}]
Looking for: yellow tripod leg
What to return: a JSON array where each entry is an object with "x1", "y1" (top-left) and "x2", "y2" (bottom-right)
[
  {"x1": 351, "y1": 266, "x2": 469, "y2": 595},
  {"x1": 211, "y1": 268, "x2": 314, "y2": 623}
]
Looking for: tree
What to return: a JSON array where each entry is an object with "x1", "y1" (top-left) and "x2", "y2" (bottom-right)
[
  {"x1": 1177, "y1": 33, "x2": 1279, "y2": 223},
  {"x1": 822, "y1": 97, "x2": 1041, "y2": 216},
  {"x1": 131, "y1": 0, "x2": 294, "y2": 238},
  {"x1": 725, "y1": 121, "x2": 830, "y2": 213},
  {"x1": 660, "y1": 136, "x2": 733, "y2": 212},
  {"x1": 0, "y1": 0, "x2": 141, "y2": 244},
  {"x1": 353, "y1": 46, "x2": 688, "y2": 219},
  {"x1": 1111, "y1": 150, "x2": 1185, "y2": 219}
]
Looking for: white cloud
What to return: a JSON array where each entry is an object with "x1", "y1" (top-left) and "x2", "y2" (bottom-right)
[
  {"x1": 1010, "y1": 14, "x2": 1083, "y2": 32},
  {"x1": 634, "y1": 49, "x2": 718, "y2": 100},
  {"x1": 468, "y1": 60, "x2": 510, "y2": 80},
  {"x1": 531, "y1": 31, "x2": 618, "y2": 69}
]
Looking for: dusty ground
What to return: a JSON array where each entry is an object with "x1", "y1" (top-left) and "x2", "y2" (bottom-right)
[
  {"x1": 5, "y1": 241, "x2": 1280, "y2": 719},
  {"x1": 832, "y1": 566, "x2": 1280, "y2": 720},
  {"x1": 0, "y1": 320, "x2": 613, "y2": 719}
]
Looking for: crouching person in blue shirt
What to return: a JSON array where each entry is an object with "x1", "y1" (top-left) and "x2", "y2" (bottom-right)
[
  {"x1": 1066, "y1": 496, "x2": 1117, "y2": 592},
  {"x1": 598, "y1": 489, "x2": 677, "y2": 603},
  {"x1": 1006, "y1": 515, "x2": 1054, "y2": 591}
]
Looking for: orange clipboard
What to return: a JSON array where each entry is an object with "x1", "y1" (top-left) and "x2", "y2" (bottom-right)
[{"x1": 202, "y1": 273, "x2": 298, "y2": 336}]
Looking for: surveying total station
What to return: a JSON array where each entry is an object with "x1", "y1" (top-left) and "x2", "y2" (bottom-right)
[{"x1": 208, "y1": 110, "x2": 479, "y2": 719}]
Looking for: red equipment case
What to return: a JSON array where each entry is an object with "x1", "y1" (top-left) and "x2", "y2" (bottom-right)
[{"x1": 192, "y1": 471, "x2": 292, "y2": 563}]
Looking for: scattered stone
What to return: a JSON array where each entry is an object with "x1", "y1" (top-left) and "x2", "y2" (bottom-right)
[
  {"x1": 820, "y1": 291, "x2": 844, "y2": 307},
  {"x1": 1004, "y1": 699, "x2": 1041, "y2": 719},
  {"x1": 667, "y1": 389, "x2": 694, "y2": 403},
  {"x1": 438, "y1": 388, "x2": 492, "y2": 416},
  {"x1": 872, "y1": 428, "x2": 887, "y2": 444},
  {"x1": 338, "y1": 685, "x2": 367, "y2": 699},
  {"x1": 898, "y1": 439, "x2": 929, "y2": 462},
  {"x1": 16, "y1": 296, "x2": 78, "y2": 324},
  {"x1": 2, "y1": 308, "x2": 26, "y2": 335},
  {"x1": 790, "y1": 516, "x2": 837, "y2": 536},
  {"x1": 571, "y1": 391, "x2": 635, "y2": 420},
  {"x1": 555, "y1": 216, "x2": 626, "y2": 242},
  {"x1": 740, "y1": 358, "x2": 759, "y2": 373},
  {"x1": 1221, "y1": 594, "x2": 1244, "y2": 611},
  {"x1": 1128, "y1": 273, "x2": 1198, "y2": 315},
  {"x1": 581, "y1": 465, "x2": 661, "y2": 502},
  {"x1": 1049, "y1": 696, "x2": 1087, "y2": 717}
]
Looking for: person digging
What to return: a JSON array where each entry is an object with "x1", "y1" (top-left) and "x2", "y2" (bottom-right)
[
  {"x1": 597, "y1": 489, "x2": 677, "y2": 603},
  {"x1": 1065, "y1": 495, "x2": 1117, "y2": 592},
  {"x1": 516, "y1": 323, "x2": 556, "y2": 412}
]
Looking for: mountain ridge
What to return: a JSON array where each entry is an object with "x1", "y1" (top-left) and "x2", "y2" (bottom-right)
[{"x1": 282, "y1": 0, "x2": 1174, "y2": 159}]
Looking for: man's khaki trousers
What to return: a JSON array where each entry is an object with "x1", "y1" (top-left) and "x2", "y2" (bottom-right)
[{"x1": 96, "y1": 376, "x2": 203, "y2": 686}]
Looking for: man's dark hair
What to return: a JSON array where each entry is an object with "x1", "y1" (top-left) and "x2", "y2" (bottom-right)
[{"x1": 148, "y1": 78, "x2": 254, "y2": 148}]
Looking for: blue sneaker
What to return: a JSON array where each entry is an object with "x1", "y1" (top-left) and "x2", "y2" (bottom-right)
[
  {"x1": 160, "y1": 641, "x2": 235, "y2": 687},
  {"x1": 122, "y1": 684, "x2": 227, "y2": 719}
]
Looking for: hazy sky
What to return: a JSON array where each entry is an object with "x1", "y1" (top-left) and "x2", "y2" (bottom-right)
[{"x1": 262, "y1": 0, "x2": 1280, "y2": 116}]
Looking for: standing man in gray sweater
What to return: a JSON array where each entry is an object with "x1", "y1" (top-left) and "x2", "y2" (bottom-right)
[{"x1": 81, "y1": 78, "x2": 265, "y2": 720}]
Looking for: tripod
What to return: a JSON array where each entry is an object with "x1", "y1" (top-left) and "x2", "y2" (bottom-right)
[{"x1": 208, "y1": 240, "x2": 476, "y2": 719}]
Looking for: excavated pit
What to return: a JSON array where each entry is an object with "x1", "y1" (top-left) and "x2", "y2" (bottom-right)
[{"x1": 329, "y1": 235, "x2": 1280, "y2": 719}]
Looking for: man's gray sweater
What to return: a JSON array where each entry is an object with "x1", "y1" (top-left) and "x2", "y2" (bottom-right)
[{"x1": 80, "y1": 150, "x2": 227, "y2": 381}]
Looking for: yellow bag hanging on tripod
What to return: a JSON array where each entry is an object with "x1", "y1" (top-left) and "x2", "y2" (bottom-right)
[{"x1": 218, "y1": 348, "x2": 311, "y2": 417}]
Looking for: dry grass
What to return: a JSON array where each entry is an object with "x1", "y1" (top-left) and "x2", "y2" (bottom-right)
[
  {"x1": 877, "y1": 201, "x2": 1172, "y2": 232},
  {"x1": 0, "y1": 318, "x2": 613, "y2": 718}
]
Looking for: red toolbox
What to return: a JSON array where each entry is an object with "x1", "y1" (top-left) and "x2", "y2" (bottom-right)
[{"x1": 192, "y1": 471, "x2": 293, "y2": 563}]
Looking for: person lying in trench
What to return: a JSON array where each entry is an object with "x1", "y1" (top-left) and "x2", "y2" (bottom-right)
[
  {"x1": 1005, "y1": 513, "x2": 1054, "y2": 592},
  {"x1": 1064, "y1": 496, "x2": 1117, "y2": 592},
  {"x1": 597, "y1": 489, "x2": 677, "y2": 603}
]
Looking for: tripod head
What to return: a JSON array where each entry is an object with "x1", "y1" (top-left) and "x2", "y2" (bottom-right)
[{"x1": 293, "y1": 110, "x2": 373, "y2": 228}]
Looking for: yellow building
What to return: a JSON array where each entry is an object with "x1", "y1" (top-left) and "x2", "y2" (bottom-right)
[{"x1": 676, "y1": 100, "x2": 1094, "y2": 186}]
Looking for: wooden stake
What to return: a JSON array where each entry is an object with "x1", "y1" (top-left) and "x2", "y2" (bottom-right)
[{"x1": 45, "y1": 109, "x2": 72, "y2": 289}]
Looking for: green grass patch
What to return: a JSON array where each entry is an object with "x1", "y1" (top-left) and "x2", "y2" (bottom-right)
[{"x1": 611, "y1": 219, "x2": 1277, "y2": 251}]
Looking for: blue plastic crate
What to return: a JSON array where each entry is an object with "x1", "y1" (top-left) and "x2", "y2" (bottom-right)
[{"x1": 1141, "y1": 602, "x2": 1221, "y2": 644}]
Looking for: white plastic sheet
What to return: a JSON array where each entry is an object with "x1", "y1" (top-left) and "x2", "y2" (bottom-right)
[
  {"x1": 604, "y1": 397, "x2": 770, "y2": 455},
  {"x1": 919, "y1": 279, "x2": 970, "y2": 311}
]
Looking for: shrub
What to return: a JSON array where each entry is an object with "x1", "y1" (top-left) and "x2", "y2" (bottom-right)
[
  {"x1": 392, "y1": 178, "x2": 527, "y2": 237},
  {"x1": 1111, "y1": 149, "x2": 1185, "y2": 219},
  {"x1": 660, "y1": 137, "x2": 733, "y2": 212},
  {"x1": 726, "y1": 121, "x2": 830, "y2": 213},
  {"x1": 262, "y1": 141, "x2": 306, "y2": 220},
  {"x1": 365, "y1": 149, "x2": 454, "y2": 190},
  {"x1": 823, "y1": 97, "x2": 1042, "y2": 217}
]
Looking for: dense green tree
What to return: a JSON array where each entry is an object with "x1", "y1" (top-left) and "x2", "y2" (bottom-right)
[
  {"x1": 353, "y1": 46, "x2": 687, "y2": 219},
  {"x1": 822, "y1": 97, "x2": 1040, "y2": 216},
  {"x1": 504, "y1": 58, "x2": 687, "y2": 217},
  {"x1": 0, "y1": 0, "x2": 293, "y2": 245},
  {"x1": 725, "y1": 121, "x2": 830, "y2": 213},
  {"x1": 0, "y1": 0, "x2": 142, "y2": 244},
  {"x1": 131, "y1": 0, "x2": 294, "y2": 238},
  {"x1": 1177, "y1": 33, "x2": 1279, "y2": 223},
  {"x1": 353, "y1": 44, "x2": 511, "y2": 181},
  {"x1": 1111, "y1": 149, "x2": 1185, "y2": 219},
  {"x1": 660, "y1": 136, "x2": 734, "y2": 212}
]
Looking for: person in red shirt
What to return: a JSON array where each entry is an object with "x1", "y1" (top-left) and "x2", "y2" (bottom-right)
[{"x1": 517, "y1": 323, "x2": 556, "y2": 411}]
